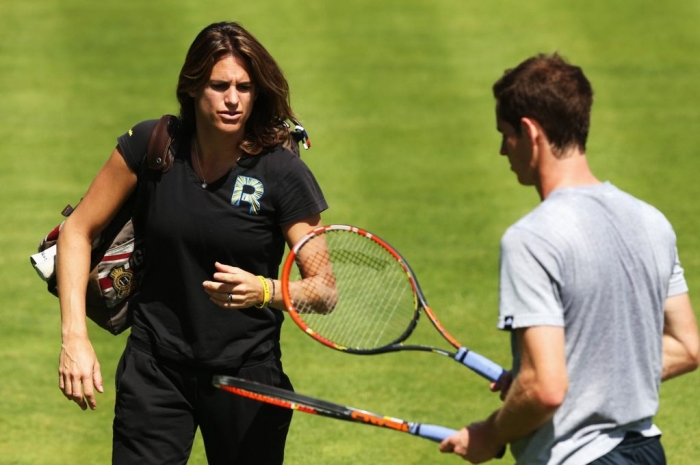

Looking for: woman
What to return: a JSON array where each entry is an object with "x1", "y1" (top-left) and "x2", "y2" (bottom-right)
[{"x1": 57, "y1": 21, "x2": 328, "y2": 464}]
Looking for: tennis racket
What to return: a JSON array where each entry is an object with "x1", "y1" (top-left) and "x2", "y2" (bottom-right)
[
  {"x1": 280, "y1": 224, "x2": 506, "y2": 383},
  {"x1": 212, "y1": 375, "x2": 457, "y2": 443}
]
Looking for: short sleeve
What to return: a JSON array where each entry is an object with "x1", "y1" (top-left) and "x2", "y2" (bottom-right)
[
  {"x1": 668, "y1": 248, "x2": 689, "y2": 297},
  {"x1": 272, "y1": 150, "x2": 328, "y2": 225},
  {"x1": 498, "y1": 226, "x2": 565, "y2": 331},
  {"x1": 116, "y1": 119, "x2": 159, "y2": 173}
]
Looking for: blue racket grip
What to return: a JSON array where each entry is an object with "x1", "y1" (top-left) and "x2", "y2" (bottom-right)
[
  {"x1": 409, "y1": 423, "x2": 458, "y2": 442},
  {"x1": 456, "y1": 347, "x2": 506, "y2": 383}
]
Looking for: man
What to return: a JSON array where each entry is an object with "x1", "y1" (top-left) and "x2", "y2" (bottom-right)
[{"x1": 440, "y1": 53, "x2": 699, "y2": 464}]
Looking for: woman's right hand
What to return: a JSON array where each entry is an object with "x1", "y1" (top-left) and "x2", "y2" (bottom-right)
[
  {"x1": 56, "y1": 148, "x2": 135, "y2": 411},
  {"x1": 58, "y1": 335, "x2": 103, "y2": 410}
]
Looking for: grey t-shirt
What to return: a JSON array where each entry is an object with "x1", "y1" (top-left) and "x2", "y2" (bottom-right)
[{"x1": 498, "y1": 182, "x2": 687, "y2": 464}]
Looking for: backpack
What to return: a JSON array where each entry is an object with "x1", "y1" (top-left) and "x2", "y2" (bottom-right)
[{"x1": 30, "y1": 115, "x2": 310, "y2": 335}]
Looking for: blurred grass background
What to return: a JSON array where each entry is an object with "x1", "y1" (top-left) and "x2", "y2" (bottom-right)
[{"x1": 2, "y1": 0, "x2": 699, "y2": 463}]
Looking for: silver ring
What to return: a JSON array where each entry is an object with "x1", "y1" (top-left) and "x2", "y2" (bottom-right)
[{"x1": 227, "y1": 293, "x2": 233, "y2": 303}]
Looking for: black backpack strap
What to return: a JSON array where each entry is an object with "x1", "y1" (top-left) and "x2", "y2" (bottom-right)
[{"x1": 146, "y1": 114, "x2": 179, "y2": 172}]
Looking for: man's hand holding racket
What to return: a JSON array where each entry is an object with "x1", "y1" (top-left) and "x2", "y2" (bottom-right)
[{"x1": 440, "y1": 420, "x2": 508, "y2": 464}]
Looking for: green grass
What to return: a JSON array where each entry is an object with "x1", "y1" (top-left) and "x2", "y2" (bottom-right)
[{"x1": 2, "y1": 0, "x2": 700, "y2": 463}]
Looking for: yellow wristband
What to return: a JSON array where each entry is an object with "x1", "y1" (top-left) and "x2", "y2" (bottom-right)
[{"x1": 255, "y1": 275, "x2": 270, "y2": 309}]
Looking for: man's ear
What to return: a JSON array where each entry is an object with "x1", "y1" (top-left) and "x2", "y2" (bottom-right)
[{"x1": 520, "y1": 117, "x2": 541, "y2": 146}]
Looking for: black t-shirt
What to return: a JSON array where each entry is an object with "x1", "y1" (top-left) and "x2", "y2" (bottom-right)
[{"x1": 117, "y1": 118, "x2": 328, "y2": 368}]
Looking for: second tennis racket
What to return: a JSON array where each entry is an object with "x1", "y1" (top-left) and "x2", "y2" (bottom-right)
[
  {"x1": 280, "y1": 224, "x2": 506, "y2": 383},
  {"x1": 213, "y1": 375, "x2": 457, "y2": 443}
]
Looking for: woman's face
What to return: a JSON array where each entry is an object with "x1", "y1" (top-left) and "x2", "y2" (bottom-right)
[{"x1": 190, "y1": 54, "x2": 256, "y2": 137}]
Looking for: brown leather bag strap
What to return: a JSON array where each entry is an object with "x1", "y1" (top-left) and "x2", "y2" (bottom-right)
[{"x1": 146, "y1": 114, "x2": 178, "y2": 172}]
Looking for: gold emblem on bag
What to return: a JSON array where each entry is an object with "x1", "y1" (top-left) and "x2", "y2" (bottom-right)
[{"x1": 109, "y1": 266, "x2": 134, "y2": 299}]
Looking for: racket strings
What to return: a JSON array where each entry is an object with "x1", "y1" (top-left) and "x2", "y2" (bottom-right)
[
  {"x1": 337, "y1": 247, "x2": 400, "y2": 348},
  {"x1": 293, "y1": 231, "x2": 417, "y2": 350}
]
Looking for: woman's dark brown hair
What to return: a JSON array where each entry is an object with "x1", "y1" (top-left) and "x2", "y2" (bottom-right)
[{"x1": 176, "y1": 21, "x2": 297, "y2": 154}]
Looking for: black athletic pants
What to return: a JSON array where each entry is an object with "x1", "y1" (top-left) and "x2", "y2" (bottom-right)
[
  {"x1": 588, "y1": 433, "x2": 666, "y2": 465},
  {"x1": 112, "y1": 338, "x2": 293, "y2": 465}
]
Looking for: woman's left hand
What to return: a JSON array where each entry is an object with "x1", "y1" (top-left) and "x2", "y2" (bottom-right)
[{"x1": 202, "y1": 262, "x2": 264, "y2": 308}]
